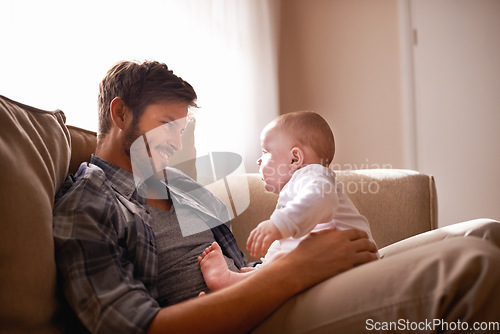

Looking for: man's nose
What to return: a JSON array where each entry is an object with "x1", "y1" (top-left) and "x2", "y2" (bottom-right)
[{"x1": 170, "y1": 134, "x2": 182, "y2": 153}]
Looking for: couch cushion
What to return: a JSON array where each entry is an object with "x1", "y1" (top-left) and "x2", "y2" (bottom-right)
[
  {"x1": 0, "y1": 95, "x2": 70, "y2": 333},
  {"x1": 67, "y1": 125, "x2": 97, "y2": 175}
]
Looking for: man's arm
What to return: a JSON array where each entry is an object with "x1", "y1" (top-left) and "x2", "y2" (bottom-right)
[
  {"x1": 54, "y1": 171, "x2": 161, "y2": 333},
  {"x1": 147, "y1": 228, "x2": 377, "y2": 333}
]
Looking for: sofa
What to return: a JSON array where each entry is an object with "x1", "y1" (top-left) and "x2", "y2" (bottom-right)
[{"x1": 0, "y1": 95, "x2": 438, "y2": 333}]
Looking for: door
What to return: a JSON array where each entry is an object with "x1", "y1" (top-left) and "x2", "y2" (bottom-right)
[{"x1": 409, "y1": 0, "x2": 500, "y2": 226}]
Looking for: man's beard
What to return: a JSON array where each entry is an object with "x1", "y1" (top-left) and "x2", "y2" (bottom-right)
[
  {"x1": 123, "y1": 121, "x2": 171, "y2": 200},
  {"x1": 122, "y1": 121, "x2": 142, "y2": 158}
]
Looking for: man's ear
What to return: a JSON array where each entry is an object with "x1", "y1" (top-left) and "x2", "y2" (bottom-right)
[
  {"x1": 290, "y1": 147, "x2": 304, "y2": 171},
  {"x1": 109, "y1": 97, "x2": 130, "y2": 130}
]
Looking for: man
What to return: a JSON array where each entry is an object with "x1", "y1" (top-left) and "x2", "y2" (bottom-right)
[{"x1": 53, "y1": 60, "x2": 500, "y2": 334}]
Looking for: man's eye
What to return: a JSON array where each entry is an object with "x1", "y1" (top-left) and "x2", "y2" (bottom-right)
[{"x1": 162, "y1": 122, "x2": 173, "y2": 128}]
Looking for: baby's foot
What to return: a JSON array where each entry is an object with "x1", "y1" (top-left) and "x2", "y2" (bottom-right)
[{"x1": 198, "y1": 242, "x2": 233, "y2": 291}]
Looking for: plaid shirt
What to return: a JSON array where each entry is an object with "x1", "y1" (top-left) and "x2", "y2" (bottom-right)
[{"x1": 53, "y1": 155, "x2": 246, "y2": 334}]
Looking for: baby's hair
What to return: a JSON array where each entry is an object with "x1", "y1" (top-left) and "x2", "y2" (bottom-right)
[{"x1": 275, "y1": 111, "x2": 335, "y2": 166}]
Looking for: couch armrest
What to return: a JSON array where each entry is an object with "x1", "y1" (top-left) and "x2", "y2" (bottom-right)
[
  {"x1": 209, "y1": 169, "x2": 437, "y2": 262},
  {"x1": 336, "y1": 169, "x2": 437, "y2": 248}
]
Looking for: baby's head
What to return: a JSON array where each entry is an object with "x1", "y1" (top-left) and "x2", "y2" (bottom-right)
[{"x1": 257, "y1": 111, "x2": 335, "y2": 193}]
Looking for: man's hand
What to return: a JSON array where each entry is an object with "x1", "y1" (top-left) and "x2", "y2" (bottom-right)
[
  {"x1": 247, "y1": 220, "x2": 283, "y2": 258},
  {"x1": 286, "y1": 228, "x2": 379, "y2": 288}
]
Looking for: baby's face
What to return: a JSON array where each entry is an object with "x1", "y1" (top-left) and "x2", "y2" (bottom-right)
[{"x1": 256, "y1": 123, "x2": 294, "y2": 194}]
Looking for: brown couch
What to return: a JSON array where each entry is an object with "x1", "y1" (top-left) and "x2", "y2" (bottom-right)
[{"x1": 0, "y1": 95, "x2": 437, "y2": 333}]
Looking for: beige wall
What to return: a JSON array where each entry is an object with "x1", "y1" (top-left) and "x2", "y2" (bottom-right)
[
  {"x1": 278, "y1": 0, "x2": 500, "y2": 226},
  {"x1": 279, "y1": 0, "x2": 405, "y2": 170}
]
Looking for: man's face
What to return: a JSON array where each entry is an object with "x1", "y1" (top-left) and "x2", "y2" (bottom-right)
[
  {"x1": 126, "y1": 101, "x2": 189, "y2": 182},
  {"x1": 256, "y1": 123, "x2": 294, "y2": 194}
]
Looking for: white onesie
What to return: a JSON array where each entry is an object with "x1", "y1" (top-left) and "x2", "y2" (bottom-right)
[{"x1": 261, "y1": 164, "x2": 376, "y2": 265}]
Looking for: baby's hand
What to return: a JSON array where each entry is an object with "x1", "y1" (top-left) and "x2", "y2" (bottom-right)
[{"x1": 246, "y1": 220, "x2": 282, "y2": 258}]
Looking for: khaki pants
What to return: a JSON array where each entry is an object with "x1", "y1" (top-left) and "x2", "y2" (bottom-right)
[{"x1": 254, "y1": 219, "x2": 500, "y2": 333}]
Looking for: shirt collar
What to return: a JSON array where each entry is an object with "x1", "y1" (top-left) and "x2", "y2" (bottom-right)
[{"x1": 90, "y1": 154, "x2": 146, "y2": 204}]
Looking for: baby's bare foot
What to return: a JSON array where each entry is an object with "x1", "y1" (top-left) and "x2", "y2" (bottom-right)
[{"x1": 198, "y1": 242, "x2": 233, "y2": 291}]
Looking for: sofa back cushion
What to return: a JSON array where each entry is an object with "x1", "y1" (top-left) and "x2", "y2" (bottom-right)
[
  {"x1": 67, "y1": 125, "x2": 98, "y2": 175},
  {"x1": 0, "y1": 95, "x2": 70, "y2": 333}
]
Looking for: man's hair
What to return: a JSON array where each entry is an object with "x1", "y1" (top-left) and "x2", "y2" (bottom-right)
[
  {"x1": 97, "y1": 60, "x2": 197, "y2": 140},
  {"x1": 275, "y1": 111, "x2": 335, "y2": 166}
]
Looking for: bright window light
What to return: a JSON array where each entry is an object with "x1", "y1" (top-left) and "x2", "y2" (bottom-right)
[{"x1": 0, "y1": 0, "x2": 279, "y2": 172}]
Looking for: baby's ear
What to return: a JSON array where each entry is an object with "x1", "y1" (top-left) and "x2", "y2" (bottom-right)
[{"x1": 290, "y1": 147, "x2": 304, "y2": 170}]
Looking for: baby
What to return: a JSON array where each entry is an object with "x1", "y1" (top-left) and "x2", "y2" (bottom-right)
[{"x1": 198, "y1": 111, "x2": 376, "y2": 291}]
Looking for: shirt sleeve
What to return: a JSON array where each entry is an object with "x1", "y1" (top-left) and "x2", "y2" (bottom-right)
[
  {"x1": 271, "y1": 170, "x2": 339, "y2": 239},
  {"x1": 53, "y1": 173, "x2": 161, "y2": 334}
]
